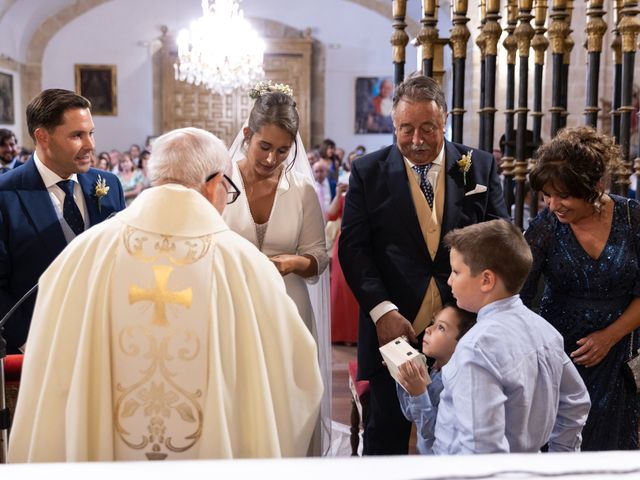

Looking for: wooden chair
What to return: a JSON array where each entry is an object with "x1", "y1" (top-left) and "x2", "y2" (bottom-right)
[{"x1": 3, "y1": 354, "x2": 23, "y2": 432}]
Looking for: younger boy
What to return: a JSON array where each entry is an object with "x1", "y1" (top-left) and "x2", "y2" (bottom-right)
[
  {"x1": 395, "y1": 304, "x2": 477, "y2": 454},
  {"x1": 435, "y1": 219, "x2": 590, "y2": 454}
]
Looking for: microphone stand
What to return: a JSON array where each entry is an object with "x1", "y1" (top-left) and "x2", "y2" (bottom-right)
[{"x1": 0, "y1": 284, "x2": 38, "y2": 463}]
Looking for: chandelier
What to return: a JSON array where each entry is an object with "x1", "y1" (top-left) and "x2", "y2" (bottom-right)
[{"x1": 174, "y1": 0, "x2": 265, "y2": 95}]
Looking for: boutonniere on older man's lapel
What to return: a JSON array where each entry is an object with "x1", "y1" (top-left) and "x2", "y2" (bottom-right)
[
  {"x1": 457, "y1": 150, "x2": 473, "y2": 186},
  {"x1": 94, "y1": 175, "x2": 110, "y2": 214}
]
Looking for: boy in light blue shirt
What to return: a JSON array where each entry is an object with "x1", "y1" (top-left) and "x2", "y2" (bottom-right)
[
  {"x1": 404, "y1": 219, "x2": 590, "y2": 454},
  {"x1": 395, "y1": 304, "x2": 476, "y2": 454}
]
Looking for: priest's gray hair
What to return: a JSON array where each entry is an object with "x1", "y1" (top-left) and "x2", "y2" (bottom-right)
[{"x1": 148, "y1": 127, "x2": 230, "y2": 189}]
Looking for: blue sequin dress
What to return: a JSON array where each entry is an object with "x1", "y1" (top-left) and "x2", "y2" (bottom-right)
[{"x1": 521, "y1": 194, "x2": 640, "y2": 451}]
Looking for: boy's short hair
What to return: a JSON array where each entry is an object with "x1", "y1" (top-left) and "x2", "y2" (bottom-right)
[
  {"x1": 442, "y1": 303, "x2": 477, "y2": 340},
  {"x1": 444, "y1": 219, "x2": 532, "y2": 295}
]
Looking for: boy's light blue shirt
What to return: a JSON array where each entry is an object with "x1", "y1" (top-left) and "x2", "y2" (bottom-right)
[
  {"x1": 396, "y1": 370, "x2": 443, "y2": 455},
  {"x1": 431, "y1": 295, "x2": 590, "y2": 454}
]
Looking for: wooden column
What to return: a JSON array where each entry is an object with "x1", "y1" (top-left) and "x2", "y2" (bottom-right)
[
  {"x1": 584, "y1": 0, "x2": 607, "y2": 128},
  {"x1": 477, "y1": 0, "x2": 488, "y2": 150},
  {"x1": 530, "y1": 0, "x2": 548, "y2": 219},
  {"x1": 531, "y1": 0, "x2": 548, "y2": 148},
  {"x1": 513, "y1": 0, "x2": 534, "y2": 229},
  {"x1": 501, "y1": 0, "x2": 519, "y2": 212},
  {"x1": 559, "y1": 0, "x2": 574, "y2": 129},
  {"x1": 450, "y1": 0, "x2": 471, "y2": 143},
  {"x1": 612, "y1": 0, "x2": 624, "y2": 142},
  {"x1": 482, "y1": 0, "x2": 503, "y2": 153},
  {"x1": 616, "y1": 0, "x2": 640, "y2": 196},
  {"x1": 548, "y1": 0, "x2": 569, "y2": 137},
  {"x1": 391, "y1": 0, "x2": 410, "y2": 86},
  {"x1": 418, "y1": 0, "x2": 439, "y2": 76}
]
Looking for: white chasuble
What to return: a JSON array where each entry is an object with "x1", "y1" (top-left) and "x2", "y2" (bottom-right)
[
  {"x1": 8, "y1": 184, "x2": 323, "y2": 462},
  {"x1": 111, "y1": 227, "x2": 214, "y2": 460}
]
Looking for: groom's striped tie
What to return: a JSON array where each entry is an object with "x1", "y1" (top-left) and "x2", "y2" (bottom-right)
[{"x1": 412, "y1": 163, "x2": 435, "y2": 209}]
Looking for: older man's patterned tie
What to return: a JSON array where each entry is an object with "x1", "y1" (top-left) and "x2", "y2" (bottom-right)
[
  {"x1": 57, "y1": 180, "x2": 85, "y2": 236},
  {"x1": 412, "y1": 163, "x2": 435, "y2": 209}
]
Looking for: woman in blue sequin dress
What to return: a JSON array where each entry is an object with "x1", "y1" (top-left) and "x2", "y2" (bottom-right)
[{"x1": 521, "y1": 127, "x2": 640, "y2": 451}]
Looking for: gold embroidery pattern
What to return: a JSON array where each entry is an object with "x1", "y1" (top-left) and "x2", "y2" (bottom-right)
[
  {"x1": 123, "y1": 226, "x2": 212, "y2": 266},
  {"x1": 114, "y1": 325, "x2": 203, "y2": 460},
  {"x1": 129, "y1": 265, "x2": 193, "y2": 327}
]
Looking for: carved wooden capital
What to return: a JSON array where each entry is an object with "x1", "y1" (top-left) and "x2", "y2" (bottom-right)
[
  {"x1": 531, "y1": 33, "x2": 549, "y2": 63},
  {"x1": 515, "y1": 11, "x2": 535, "y2": 56},
  {"x1": 503, "y1": 33, "x2": 519, "y2": 64},
  {"x1": 417, "y1": 25, "x2": 439, "y2": 60},
  {"x1": 548, "y1": 14, "x2": 570, "y2": 54},
  {"x1": 450, "y1": 22, "x2": 471, "y2": 58},
  {"x1": 618, "y1": 5, "x2": 640, "y2": 53},
  {"x1": 483, "y1": 17, "x2": 503, "y2": 55},
  {"x1": 391, "y1": 29, "x2": 410, "y2": 63},
  {"x1": 585, "y1": 14, "x2": 608, "y2": 53}
]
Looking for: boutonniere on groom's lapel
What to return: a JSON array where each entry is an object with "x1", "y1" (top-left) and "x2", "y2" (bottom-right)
[
  {"x1": 457, "y1": 150, "x2": 473, "y2": 186},
  {"x1": 94, "y1": 175, "x2": 110, "y2": 214}
]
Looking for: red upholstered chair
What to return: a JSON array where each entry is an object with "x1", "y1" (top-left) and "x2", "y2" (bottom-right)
[
  {"x1": 3, "y1": 354, "x2": 23, "y2": 432},
  {"x1": 347, "y1": 360, "x2": 369, "y2": 456}
]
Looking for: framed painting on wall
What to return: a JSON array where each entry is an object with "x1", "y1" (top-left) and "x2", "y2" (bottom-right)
[
  {"x1": 354, "y1": 76, "x2": 394, "y2": 134},
  {"x1": 0, "y1": 72, "x2": 15, "y2": 124},
  {"x1": 75, "y1": 64, "x2": 117, "y2": 116}
]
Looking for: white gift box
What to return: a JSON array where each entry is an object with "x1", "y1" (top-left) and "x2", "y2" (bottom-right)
[{"x1": 379, "y1": 336, "x2": 430, "y2": 392}]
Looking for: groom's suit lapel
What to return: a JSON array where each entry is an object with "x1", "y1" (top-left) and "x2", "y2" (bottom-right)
[
  {"x1": 15, "y1": 158, "x2": 67, "y2": 257},
  {"x1": 386, "y1": 146, "x2": 430, "y2": 259}
]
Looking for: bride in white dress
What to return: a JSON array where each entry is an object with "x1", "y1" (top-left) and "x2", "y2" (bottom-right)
[{"x1": 223, "y1": 84, "x2": 331, "y2": 455}]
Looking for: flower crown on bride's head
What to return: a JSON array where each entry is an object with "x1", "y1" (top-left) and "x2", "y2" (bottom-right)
[{"x1": 248, "y1": 81, "x2": 294, "y2": 100}]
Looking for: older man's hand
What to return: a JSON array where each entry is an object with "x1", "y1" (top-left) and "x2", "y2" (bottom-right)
[{"x1": 376, "y1": 310, "x2": 416, "y2": 347}]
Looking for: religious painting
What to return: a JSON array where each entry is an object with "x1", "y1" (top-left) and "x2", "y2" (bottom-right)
[
  {"x1": 0, "y1": 72, "x2": 15, "y2": 124},
  {"x1": 75, "y1": 64, "x2": 117, "y2": 116},
  {"x1": 354, "y1": 76, "x2": 394, "y2": 134}
]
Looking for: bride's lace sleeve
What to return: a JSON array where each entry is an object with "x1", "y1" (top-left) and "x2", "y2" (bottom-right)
[{"x1": 297, "y1": 177, "x2": 329, "y2": 284}]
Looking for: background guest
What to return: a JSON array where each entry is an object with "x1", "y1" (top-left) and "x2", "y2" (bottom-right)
[
  {"x1": 116, "y1": 151, "x2": 144, "y2": 206},
  {"x1": 129, "y1": 143, "x2": 141, "y2": 166},
  {"x1": 138, "y1": 149, "x2": 152, "y2": 189},
  {"x1": 327, "y1": 181, "x2": 358, "y2": 344},
  {"x1": 108, "y1": 149, "x2": 121, "y2": 172},
  {"x1": 319, "y1": 138, "x2": 340, "y2": 181},
  {"x1": 312, "y1": 160, "x2": 335, "y2": 218},
  {"x1": 0, "y1": 128, "x2": 22, "y2": 173}
]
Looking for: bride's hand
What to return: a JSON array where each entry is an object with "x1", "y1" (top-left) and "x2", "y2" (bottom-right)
[{"x1": 269, "y1": 254, "x2": 299, "y2": 276}]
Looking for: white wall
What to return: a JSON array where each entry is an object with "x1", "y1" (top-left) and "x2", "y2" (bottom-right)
[{"x1": 36, "y1": 0, "x2": 421, "y2": 154}]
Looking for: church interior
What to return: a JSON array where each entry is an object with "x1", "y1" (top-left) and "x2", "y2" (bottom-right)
[{"x1": 1, "y1": 0, "x2": 640, "y2": 476}]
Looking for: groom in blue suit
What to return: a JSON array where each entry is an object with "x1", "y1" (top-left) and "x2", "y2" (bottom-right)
[
  {"x1": 339, "y1": 75, "x2": 509, "y2": 455},
  {"x1": 0, "y1": 89, "x2": 125, "y2": 353}
]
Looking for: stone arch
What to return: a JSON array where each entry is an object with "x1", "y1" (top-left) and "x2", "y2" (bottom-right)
[
  {"x1": 26, "y1": 0, "x2": 111, "y2": 64},
  {"x1": 20, "y1": 0, "x2": 110, "y2": 145},
  {"x1": 20, "y1": 0, "x2": 413, "y2": 145}
]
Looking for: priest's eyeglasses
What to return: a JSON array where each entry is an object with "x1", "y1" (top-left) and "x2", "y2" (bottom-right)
[{"x1": 206, "y1": 172, "x2": 241, "y2": 204}]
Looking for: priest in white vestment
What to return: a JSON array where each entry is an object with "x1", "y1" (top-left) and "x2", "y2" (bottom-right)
[{"x1": 8, "y1": 127, "x2": 323, "y2": 462}]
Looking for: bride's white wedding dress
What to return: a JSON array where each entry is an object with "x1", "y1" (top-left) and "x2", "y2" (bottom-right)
[{"x1": 223, "y1": 161, "x2": 332, "y2": 455}]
